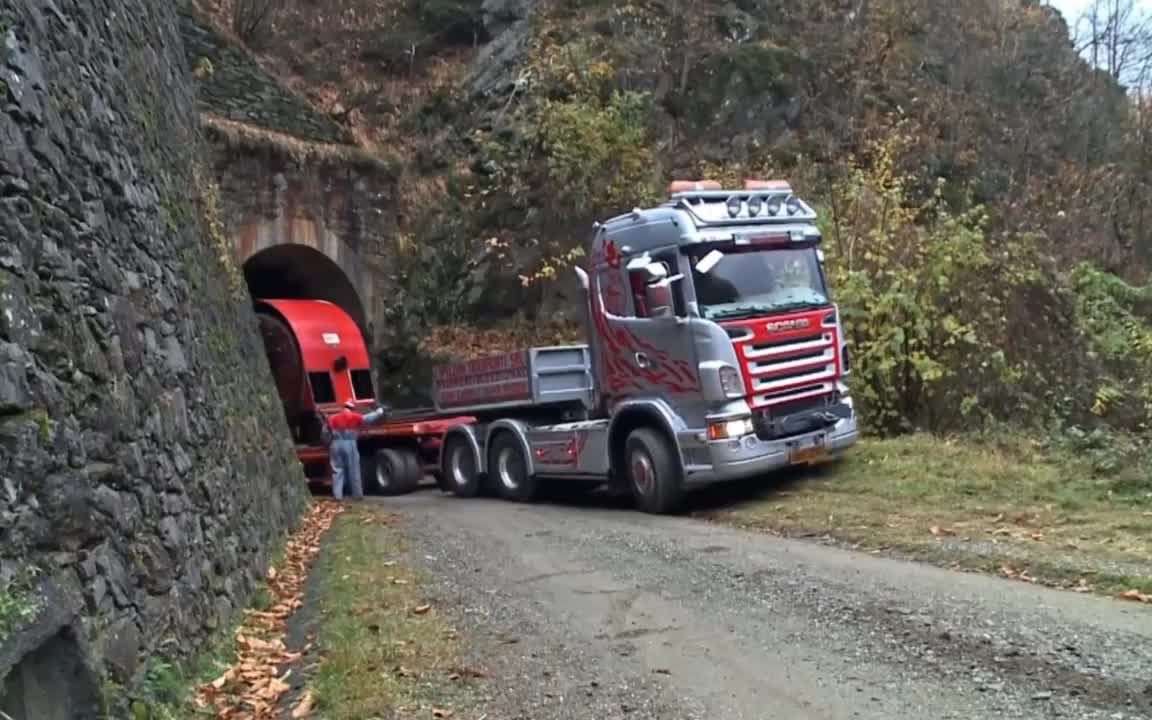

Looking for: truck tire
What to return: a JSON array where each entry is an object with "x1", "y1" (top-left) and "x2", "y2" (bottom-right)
[
  {"x1": 366, "y1": 448, "x2": 420, "y2": 496},
  {"x1": 488, "y1": 432, "x2": 538, "y2": 503},
  {"x1": 397, "y1": 448, "x2": 425, "y2": 489},
  {"x1": 625, "y1": 427, "x2": 684, "y2": 514},
  {"x1": 441, "y1": 434, "x2": 481, "y2": 498}
]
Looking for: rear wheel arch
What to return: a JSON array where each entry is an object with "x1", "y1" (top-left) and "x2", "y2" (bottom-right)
[
  {"x1": 484, "y1": 421, "x2": 537, "y2": 478},
  {"x1": 440, "y1": 426, "x2": 483, "y2": 497},
  {"x1": 487, "y1": 430, "x2": 538, "y2": 502}
]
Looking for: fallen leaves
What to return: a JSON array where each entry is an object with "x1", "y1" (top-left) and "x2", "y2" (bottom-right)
[
  {"x1": 1118, "y1": 589, "x2": 1152, "y2": 604},
  {"x1": 291, "y1": 690, "x2": 315, "y2": 718},
  {"x1": 194, "y1": 500, "x2": 345, "y2": 718},
  {"x1": 998, "y1": 564, "x2": 1038, "y2": 583},
  {"x1": 448, "y1": 665, "x2": 490, "y2": 680}
]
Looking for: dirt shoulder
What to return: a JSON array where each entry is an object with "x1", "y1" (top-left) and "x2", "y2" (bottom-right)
[{"x1": 696, "y1": 434, "x2": 1152, "y2": 600}]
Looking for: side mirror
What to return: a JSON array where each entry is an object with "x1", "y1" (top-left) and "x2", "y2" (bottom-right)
[{"x1": 644, "y1": 279, "x2": 676, "y2": 319}]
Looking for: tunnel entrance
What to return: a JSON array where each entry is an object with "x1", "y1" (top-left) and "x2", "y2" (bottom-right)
[
  {"x1": 242, "y1": 244, "x2": 373, "y2": 468},
  {"x1": 242, "y1": 243, "x2": 368, "y2": 337}
]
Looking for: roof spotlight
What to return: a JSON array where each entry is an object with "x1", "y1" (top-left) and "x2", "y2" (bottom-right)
[
  {"x1": 726, "y1": 195, "x2": 742, "y2": 218},
  {"x1": 747, "y1": 194, "x2": 763, "y2": 216},
  {"x1": 766, "y1": 195, "x2": 783, "y2": 216},
  {"x1": 785, "y1": 195, "x2": 803, "y2": 216}
]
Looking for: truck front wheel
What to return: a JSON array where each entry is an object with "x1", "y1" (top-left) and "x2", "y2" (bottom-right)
[
  {"x1": 488, "y1": 432, "x2": 538, "y2": 503},
  {"x1": 441, "y1": 435, "x2": 481, "y2": 498},
  {"x1": 366, "y1": 448, "x2": 421, "y2": 496},
  {"x1": 625, "y1": 427, "x2": 684, "y2": 515}
]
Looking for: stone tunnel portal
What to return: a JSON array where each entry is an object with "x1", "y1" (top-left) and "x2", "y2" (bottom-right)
[{"x1": 241, "y1": 243, "x2": 368, "y2": 337}]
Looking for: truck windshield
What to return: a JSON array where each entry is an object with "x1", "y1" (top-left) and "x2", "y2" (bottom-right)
[{"x1": 688, "y1": 246, "x2": 828, "y2": 321}]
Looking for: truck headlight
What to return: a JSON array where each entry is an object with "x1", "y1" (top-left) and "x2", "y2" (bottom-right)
[
  {"x1": 719, "y1": 365, "x2": 745, "y2": 398},
  {"x1": 707, "y1": 416, "x2": 754, "y2": 440}
]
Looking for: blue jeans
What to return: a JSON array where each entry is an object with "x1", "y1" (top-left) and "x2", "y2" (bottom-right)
[{"x1": 330, "y1": 437, "x2": 363, "y2": 499}]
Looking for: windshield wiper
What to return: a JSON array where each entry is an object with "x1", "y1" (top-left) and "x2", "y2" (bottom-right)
[
  {"x1": 770, "y1": 299, "x2": 829, "y2": 313},
  {"x1": 707, "y1": 305, "x2": 773, "y2": 320},
  {"x1": 708, "y1": 299, "x2": 828, "y2": 320}
]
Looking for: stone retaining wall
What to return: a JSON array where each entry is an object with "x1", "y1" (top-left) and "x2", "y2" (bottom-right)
[{"x1": 0, "y1": 0, "x2": 309, "y2": 713}]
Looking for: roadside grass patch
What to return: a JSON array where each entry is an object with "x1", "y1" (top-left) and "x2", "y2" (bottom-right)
[
  {"x1": 309, "y1": 504, "x2": 471, "y2": 719},
  {"x1": 701, "y1": 434, "x2": 1152, "y2": 597},
  {"x1": 120, "y1": 635, "x2": 237, "y2": 719}
]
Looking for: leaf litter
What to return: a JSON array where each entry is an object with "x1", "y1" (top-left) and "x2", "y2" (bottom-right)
[{"x1": 194, "y1": 499, "x2": 344, "y2": 718}]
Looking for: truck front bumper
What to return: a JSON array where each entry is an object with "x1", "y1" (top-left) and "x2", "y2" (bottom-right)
[{"x1": 679, "y1": 414, "x2": 859, "y2": 489}]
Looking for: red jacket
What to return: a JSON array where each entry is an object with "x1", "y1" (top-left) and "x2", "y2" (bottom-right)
[{"x1": 328, "y1": 409, "x2": 366, "y2": 432}]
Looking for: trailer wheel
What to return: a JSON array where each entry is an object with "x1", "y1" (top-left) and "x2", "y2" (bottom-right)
[
  {"x1": 625, "y1": 427, "x2": 684, "y2": 515},
  {"x1": 397, "y1": 448, "x2": 425, "y2": 490},
  {"x1": 367, "y1": 448, "x2": 420, "y2": 496},
  {"x1": 489, "y1": 432, "x2": 538, "y2": 503},
  {"x1": 441, "y1": 434, "x2": 481, "y2": 498}
]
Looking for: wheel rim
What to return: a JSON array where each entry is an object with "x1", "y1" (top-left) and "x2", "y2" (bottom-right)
[
  {"x1": 449, "y1": 444, "x2": 473, "y2": 487},
  {"x1": 376, "y1": 457, "x2": 393, "y2": 488},
  {"x1": 630, "y1": 449, "x2": 655, "y2": 496},
  {"x1": 496, "y1": 447, "x2": 522, "y2": 491}
]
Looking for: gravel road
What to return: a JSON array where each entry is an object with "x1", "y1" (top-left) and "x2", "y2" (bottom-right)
[{"x1": 379, "y1": 490, "x2": 1152, "y2": 720}]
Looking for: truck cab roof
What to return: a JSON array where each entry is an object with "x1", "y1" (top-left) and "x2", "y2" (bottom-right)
[{"x1": 594, "y1": 181, "x2": 822, "y2": 260}]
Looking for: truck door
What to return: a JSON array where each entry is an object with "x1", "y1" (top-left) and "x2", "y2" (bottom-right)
[{"x1": 592, "y1": 242, "x2": 700, "y2": 405}]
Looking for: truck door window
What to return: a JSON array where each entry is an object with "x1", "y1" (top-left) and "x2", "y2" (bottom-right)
[
  {"x1": 629, "y1": 252, "x2": 686, "y2": 318},
  {"x1": 307, "y1": 371, "x2": 336, "y2": 404},
  {"x1": 350, "y1": 369, "x2": 375, "y2": 400}
]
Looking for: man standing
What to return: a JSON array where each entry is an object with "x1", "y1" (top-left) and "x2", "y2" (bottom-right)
[{"x1": 327, "y1": 400, "x2": 390, "y2": 499}]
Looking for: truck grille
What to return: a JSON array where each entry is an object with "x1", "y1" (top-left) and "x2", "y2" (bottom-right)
[
  {"x1": 722, "y1": 310, "x2": 843, "y2": 412},
  {"x1": 742, "y1": 333, "x2": 838, "y2": 409}
]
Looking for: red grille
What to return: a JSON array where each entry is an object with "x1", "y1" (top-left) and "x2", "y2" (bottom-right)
[{"x1": 721, "y1": 309, "x2": 842, "y2": 410}]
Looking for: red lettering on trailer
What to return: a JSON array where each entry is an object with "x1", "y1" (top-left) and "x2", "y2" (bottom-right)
[
  {"x1": 434, "y1": 350, "x2": 535, "y2": 407},
  {"x1": 434, "y1": 351, "x2": 529, "y2": 387}
]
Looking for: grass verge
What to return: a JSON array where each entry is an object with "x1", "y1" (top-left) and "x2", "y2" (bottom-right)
[
  {"x1": 119, "y1": 634, "x2": 238, "y2": 719},
  {"x1": 700, "y1": 434, "x2": 1152, "y2": 598},
  {"x1": 308, "y1": 504, "x2": 473, "y2": 719}
]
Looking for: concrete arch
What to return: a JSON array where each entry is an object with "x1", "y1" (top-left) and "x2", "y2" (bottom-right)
[
  {"x1": 206, "y1": 141, "x2": 398, "y2": 345},
  {"x1": 241, "y1": 242, "x2": 368, "y2": 335}
]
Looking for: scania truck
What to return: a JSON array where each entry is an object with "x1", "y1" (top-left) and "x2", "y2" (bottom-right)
[{"x1": 431, "y1": 179, "x2": 860, "y2": 513}]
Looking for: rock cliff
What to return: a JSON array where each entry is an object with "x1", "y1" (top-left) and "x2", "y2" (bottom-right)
[{"x1": 0, "y1": 0, "x2": 308, "y2": 715}]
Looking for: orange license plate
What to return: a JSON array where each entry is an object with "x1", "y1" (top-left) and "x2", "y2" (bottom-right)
[{"x1": 788, "y1": 444, "x2": 830, "y2": 465}]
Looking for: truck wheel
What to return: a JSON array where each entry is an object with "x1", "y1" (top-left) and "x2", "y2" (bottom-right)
[
  {"x1": 625, "y1": 427, "x2": 684, "y2": 515},
  {"x1": 441, "y1": 435, "x2": 481, "y2": 498},
  {"x1": 488, "y1": 432, "x2": 538, "y2": 502},
  {"x1": 367, "y1": 448, "x2": 419, "y2": 496},
  {"x1": 396, "y1": 448, "x2": 424, "y2": 490}
]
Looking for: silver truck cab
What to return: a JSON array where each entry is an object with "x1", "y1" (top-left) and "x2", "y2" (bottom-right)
[{"x1": 436, "y1": 181, "x2": 859, "y2": 514}]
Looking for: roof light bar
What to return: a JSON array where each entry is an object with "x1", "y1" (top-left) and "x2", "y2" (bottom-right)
[{"x1": 664, "y1": 178, "x2": 817, "y2": 226}]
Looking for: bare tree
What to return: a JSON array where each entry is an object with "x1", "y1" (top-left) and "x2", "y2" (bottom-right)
[{"x1": 1073, "y1": 0, "x2": 1152, "y2": 87}]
